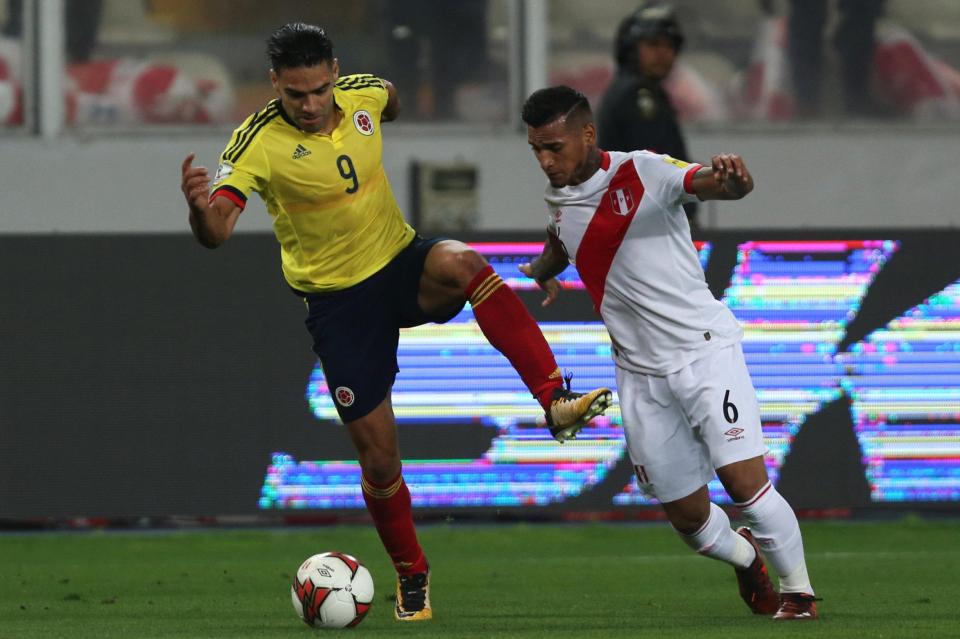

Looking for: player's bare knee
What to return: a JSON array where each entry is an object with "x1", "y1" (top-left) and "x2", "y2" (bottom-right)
[
  {"x1": 360, "y1": 457, "x2": 400, "y2": 484},
  {"x1": 664, "y1": 497, "x2": 711, "y2": 534},
  {"x1": 357, "y1": 448, "x2": 401, "y2": 483},
  {"x1": 459, "y1": 247, "x2": 488, "y2": 273},
  {"x1": 726, "y1": 480, "x2": 766, "y2": 505},
  {"x1": 717, "y1": 458, "x2": 769, "y2": 503},
  {"x1": 444, "y1": 247, "x2": 489, "y2": 290},
  {"x1": 673, "y1": 511, "x2": 710, "y2": 536}
]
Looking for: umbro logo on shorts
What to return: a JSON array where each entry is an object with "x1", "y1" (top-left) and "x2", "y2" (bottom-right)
[
  {"x1": 292, "y1": 144, "x2": 312, "y2": 159},
  {"x1": 725, "y1": 427, "x2": 745, "y2": 441}
]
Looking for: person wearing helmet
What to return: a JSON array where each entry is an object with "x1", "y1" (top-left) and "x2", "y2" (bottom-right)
[{"x1": 597, "y1": 2, "x2": 698, "y2": 226}]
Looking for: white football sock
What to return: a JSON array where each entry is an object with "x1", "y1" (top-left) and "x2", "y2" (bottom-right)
[
  {"x1": 676, "y1": 502, "x2": 755, "y2": 570},
  {"x1": 737, "y1": 482, "x2": 814, "y2": 595}
]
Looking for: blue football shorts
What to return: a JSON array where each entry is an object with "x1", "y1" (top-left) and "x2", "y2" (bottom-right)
[{"x1": 301, "y1": 235, "x2": 462, "y2": 422}]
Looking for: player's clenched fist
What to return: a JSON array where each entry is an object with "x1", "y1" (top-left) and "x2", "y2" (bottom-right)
[
  {"x1": 181, "y1": 153, "x2": 210, "y2": 214},
  {"x1": 710, "y1": 153, "x2": 753, "y2": 197}
]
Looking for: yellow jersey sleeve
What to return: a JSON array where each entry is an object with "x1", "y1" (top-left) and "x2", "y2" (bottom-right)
[
  {"x1": 335, "y1": 74, "x2": 389, "y2": 119},
  {"x1": 210, "y1": 101, "x2": 278, "y2": 208}
]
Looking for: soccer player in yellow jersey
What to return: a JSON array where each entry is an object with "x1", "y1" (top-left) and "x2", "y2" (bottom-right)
[{"x1": 179, "y1": 23, "x2": 612, "y2": 622}]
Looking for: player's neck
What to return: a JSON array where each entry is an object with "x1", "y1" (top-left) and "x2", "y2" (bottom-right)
[
  {"x1": 568, "y1": 147, "x2": 603, "y2": 187},
  {"x1": 318, "y1": 104, "x2": 343, "y2": 135}
]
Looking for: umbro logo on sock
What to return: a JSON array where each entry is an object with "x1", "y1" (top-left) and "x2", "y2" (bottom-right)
[{"x1": 292, "y1": 144, "x2": 311, "y2": 159}]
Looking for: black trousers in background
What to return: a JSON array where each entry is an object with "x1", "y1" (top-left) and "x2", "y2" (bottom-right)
[
  {"x1": 4, "y1": 0, "x2": 103, "y2": 62},
  {"x1": 788, "y1": 0, "x2": 885, "y2": 116}
]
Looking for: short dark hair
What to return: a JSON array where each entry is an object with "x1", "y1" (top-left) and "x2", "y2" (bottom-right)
[
  {"x1": 521, "y1": 86, "x2": 592, "y2": 129},
  {"x1": 267, "y1": 23, "x2": 334, "y2": 71}
]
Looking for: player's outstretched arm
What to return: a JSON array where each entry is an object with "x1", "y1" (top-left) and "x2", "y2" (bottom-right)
[
  {"x1": 180, "y1": 153, "x2": 242, "y2": 249},
  {"x1": 691, "y1": 153, "x2": 754, "y2": 201},
  {"x1": 519, "y1": 231, "x2": 569, "y2": 307},
  {"x1": 382, "y1": 80, "x2": 400, "y2": 122}
]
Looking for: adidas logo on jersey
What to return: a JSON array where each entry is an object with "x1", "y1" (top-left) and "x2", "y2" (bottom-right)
[{"x1": 292, "y1": 144, "x2": 312, "y2": 159}]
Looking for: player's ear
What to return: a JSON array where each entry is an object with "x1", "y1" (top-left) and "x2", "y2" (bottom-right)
[
  {"x1": 331, "y1": 58, "x2": 340, "y2": 81},
  {"x1": 582, "y1": 121, "x2": 596, "y2": 146},
  {"x1": 269, "y1": 69, "x2": 279, "y2": 91}
]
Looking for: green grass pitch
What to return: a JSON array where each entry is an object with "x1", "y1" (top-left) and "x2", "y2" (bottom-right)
[{"x1": 1, "y1": 518, "x2": 956, "y2": 638}]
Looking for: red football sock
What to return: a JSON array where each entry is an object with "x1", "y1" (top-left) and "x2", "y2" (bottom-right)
[
  {"x1": 361, "y1": 472, "x2": 428, "y2": 576},
  {"x1": 465, "y1": 265, "x2": 563, "y2": 410}
]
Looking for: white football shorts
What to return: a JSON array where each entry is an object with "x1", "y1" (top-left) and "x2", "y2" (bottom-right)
[{"x1": 616, "y1": 343, "x2": 766, "y2": 503}]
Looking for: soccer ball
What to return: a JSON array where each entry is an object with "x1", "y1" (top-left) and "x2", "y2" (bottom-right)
[{"x1": 291, "y1": 552, "x2": 374, "y2": 629}]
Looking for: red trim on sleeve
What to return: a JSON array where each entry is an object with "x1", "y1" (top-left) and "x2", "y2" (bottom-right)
[
  {"x1": 599, "y1": 151, "x2": 611, "y2": 171},
  {"x1": 683, "y1": 163, "x2": 703, "y2": 194},
  {"x1": 210, "y1": 186, "x2": 247, "y2": 210}
]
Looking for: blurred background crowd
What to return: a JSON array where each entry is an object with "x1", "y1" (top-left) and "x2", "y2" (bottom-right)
[{"x1": 2, "y1": 0, "x2": 959, "y2": 130}]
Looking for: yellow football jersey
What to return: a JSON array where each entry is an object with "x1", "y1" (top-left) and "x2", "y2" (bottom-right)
[{"x1": 210, "y1": 74, "x2": 415, "y2": 292}]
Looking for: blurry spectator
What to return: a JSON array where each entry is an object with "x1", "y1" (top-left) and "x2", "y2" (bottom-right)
[
  {"x1": 597, "y1": 2, "x2": 698, "y2": 226},
  {"x1": 787, "y1": 0, "x2": 887, "y2": 117},
  {"x1": 385, "y1": 0, "x2": 489, "y2": 120},
  {"x1": 3, "y1": 0, "x2": 103, "y2": 62}
]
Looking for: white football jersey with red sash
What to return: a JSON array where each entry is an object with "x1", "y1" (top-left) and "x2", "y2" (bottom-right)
[{"x1": 545, "y1": 150, "x2": 743, "y2": 375}]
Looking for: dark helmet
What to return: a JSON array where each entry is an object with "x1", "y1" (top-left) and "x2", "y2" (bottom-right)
[{"x1": 614, "y1": 2, "x2": 685, "y2": 69}]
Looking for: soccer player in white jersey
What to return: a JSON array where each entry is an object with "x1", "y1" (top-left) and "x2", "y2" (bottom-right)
[{"x1": 518, "y1": 86, "x2": 818, "y2": 621}]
